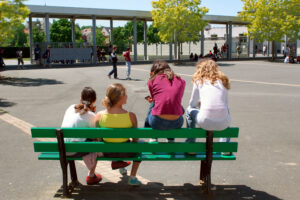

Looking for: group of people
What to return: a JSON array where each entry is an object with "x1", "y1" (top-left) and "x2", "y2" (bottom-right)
[
  {"x1": 62, "y1": 58, "x2": 231, "y2": 186},
  {"x1": 107, "y1": 46, "x2": 132, "y2": 80}
]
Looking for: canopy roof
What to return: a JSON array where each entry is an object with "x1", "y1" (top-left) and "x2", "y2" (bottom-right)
[{"x1": 27, "y1": 5, "x2": 248, "y2": 25}]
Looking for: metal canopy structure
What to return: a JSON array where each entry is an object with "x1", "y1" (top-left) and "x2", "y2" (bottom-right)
[
  {"x1": 27, "y1": 5, "x2": 248, "y2": 63},
  {"x1": 27, "y1": 5, "x2": 247, "y2": 24}
]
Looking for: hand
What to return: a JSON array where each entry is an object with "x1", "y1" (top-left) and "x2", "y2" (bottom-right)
[{"x1": 145, "y1": 96, "x2": 153, "y2": 103}]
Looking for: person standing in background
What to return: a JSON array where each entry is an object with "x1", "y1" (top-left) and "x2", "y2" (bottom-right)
[{"x1": 123, "y1": 48, "x2": 132, "y2": 80}]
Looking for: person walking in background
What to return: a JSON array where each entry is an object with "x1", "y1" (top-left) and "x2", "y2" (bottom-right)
[
  {"x1": 16, "y1": 48, "x2": 24, "y2": 69},
  {"x1": 0, "y1": 47, "x2": 4, "y2": 68},
  {"x1": 34, "y1": 45, "x2": 41, "y2": 65},
  {"x1": 263, "y1": 45, "x2": 267, "y2": 56},
  {"x1": 43, "y1": 46, "x2": 51, "y2": 67},
  {"x1": 108, "y1": 47, "x2": 118, "y2": 79},
  {"x1": 123, "y1": 48, "x2": 132, "y2": 80}
]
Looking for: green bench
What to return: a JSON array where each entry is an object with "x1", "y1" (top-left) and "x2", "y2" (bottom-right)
[{"x1": 31, "y1": 127, "x2": 239, "y2": 196}]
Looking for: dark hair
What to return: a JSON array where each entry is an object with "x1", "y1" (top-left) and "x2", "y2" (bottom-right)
[
  {"x1": 149, "y1": 60, "x2": 179, "y2": 82},
  {"x1": 74, "y1": 87, "x2": 97, "y2": 115},
  {"x1": 127, "y1": 48, "x2": 130, "y2": 51}
]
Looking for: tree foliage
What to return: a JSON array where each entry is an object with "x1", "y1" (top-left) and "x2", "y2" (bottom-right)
[
  {"x1": 2, "y1": 23, "x2": 28, "y2": 47},
  {"x1": 147, "y1": 24, "x2": 162, "y2": 44},
  {"x1": 33, "y1": 20, "x2": 45, "y2": 43},
  {"x1": 50, "y1": 19, "x2": 81, "y2": 42},
  {"x1": 151, "y1": 0, "x2": 208, "y2": 43},
  {"x1": 239, "y1": 0, "x2": 300, "y2": 42},
  {"x1": 0, "y1": 0, "x2": 29, "y2": 45}
]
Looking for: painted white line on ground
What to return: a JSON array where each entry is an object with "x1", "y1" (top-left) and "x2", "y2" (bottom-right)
[
  {"x1": 127, "y1": 67, "x2": 300, "y2": 88},
  {"x1": 0, "y1": 112, "x2": 150, "y2": 184}
]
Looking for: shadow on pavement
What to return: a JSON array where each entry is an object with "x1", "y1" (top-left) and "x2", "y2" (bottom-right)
[
  {"x1": 0, "y1": 76, "x2": 64, "y2": 87},
  {"x1": 0, "y1": 98, "x2": 16, "y2": 108},
  {"x1": 53, "y1": 182, "x2": 281, "y2": 200},
  {"x1": 173, "y1": 62, "x2": 235, "y2": 67}
]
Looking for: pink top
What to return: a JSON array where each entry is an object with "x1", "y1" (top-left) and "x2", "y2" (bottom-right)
[{"x1": 148, "y1": 74, "x2": 186, "y2": 115}]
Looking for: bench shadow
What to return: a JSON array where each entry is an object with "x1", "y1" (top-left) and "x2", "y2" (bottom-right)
[
  {"x1": 0, "y1": 76, "x2": 64, "y2": 87},
  {"x1": 0, "y1": 98, "x2": 16, "y2": 108},
  {"x1": 53, "y1": 179, "x2": 281, "y2": 200}
]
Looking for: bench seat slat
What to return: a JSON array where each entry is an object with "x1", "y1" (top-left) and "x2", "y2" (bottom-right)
[
  {"x1": 38, "y1": 152, "x2": 236, "y2": 161},
  {"x1": 34, "y1": 142, "x2": 238, "y2": 153},
  {"x1": 31, "y1": 127, "x2": 239, "y2": 138}
]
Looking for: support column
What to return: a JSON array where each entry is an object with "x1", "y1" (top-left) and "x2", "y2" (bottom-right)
[
  {"x1": 201, "y1": 29, "x2": 204, "y2": 56},
  {"x1": 267, "y1": 41, "x2": 270, "y2": 57},
  {"x1": 45, "y1": 14, "x2": 50, "y2": 43},
  {"x1": 133, "y1": 17, "x2": 137, "y2": 62},
  {"x1": 92, "y1": 15, "x2": 97, "y2": 64},
  {"x1": 253, "y1": 39, "x2": 256, "y2": 58},
  {"x1": 247, "y1": 36, "x2": 250, "y2": 58},
  {"x1": 71, "y1": 17, "x2": 76, "y2": 44},
  {"x1": 226, "y1": 23, "x2": 229, "y2": 59},
  {"x1": 144, "y1": 21, "x2": 147, "y2": 61},
  {"x1": 29, "y1": 14, "x2": 33, "y2": 64},
  {"x1": 228, "y1": 22, "x2": 232, "y2": 60},
  {"x1": 169, "y1": 43, "x2": 173, "y2": 61},
  {"x1": 110, "y1": 19, "x2": 113, "y2": 45}
]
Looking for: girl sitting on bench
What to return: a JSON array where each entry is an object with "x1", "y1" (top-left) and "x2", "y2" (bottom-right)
[
  {"x1": 95, "y1": 83, "x2": 142, "y2": 186},
  {"x1": 61, "y1": 87, "x2": 102, "y2": 185}
]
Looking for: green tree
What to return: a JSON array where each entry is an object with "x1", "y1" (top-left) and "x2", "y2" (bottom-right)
[
  {"x1": 0, "y1": 0, "x2": 29, "y2": 45},
  {"x1": 147, "y1": 24, "x2": 161, "y2": 45},
  {"x1": 2, "y1": 23, "x2": 28, "y2": 47},
  {"x1": 50, "y1": 19, "x2": 72, "y2": 42},
  {"x1": 123, "y1": 21, "x2": 145, "y2": 43},
  {"x1": 152, "y1": 0, "x2": 208, "y2": 59},
  {"x1": 239, "y1": 0, "x2": 300, "y2": 60},
  {"x1": 112, "y1": 26, "x2": 128, "y2": 52},
  {"x1": 33, "y1": 21, "x2": 45, "y2": 43},
  {"x1": 90, "y1": 27, "x2": 106, "y2": 46}
]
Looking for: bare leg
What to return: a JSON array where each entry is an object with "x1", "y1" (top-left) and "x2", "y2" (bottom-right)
[{"x1": 130, "y1": 161, "x2": 140, "y2": 177}]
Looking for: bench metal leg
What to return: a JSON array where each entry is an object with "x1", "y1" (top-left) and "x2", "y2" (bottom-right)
[
  {"x1": 61, "y1": 161, "x2": 69, "y2": 197},
  {"x1": 69, "y1": 161, "x2": 79, "y2": 185},
  {"x1": 200, "y1": 131, "x2": 213, "y2": 194},
  {"x1": 56, "y1": 129, "x2": 70, "y2": 197}
]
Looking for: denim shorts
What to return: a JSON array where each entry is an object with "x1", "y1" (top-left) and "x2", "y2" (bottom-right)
[{"x1": 148, "y1": 114, "x2": 184, "y2": 130}]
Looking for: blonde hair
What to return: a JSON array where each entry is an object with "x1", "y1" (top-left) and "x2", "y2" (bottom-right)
[
  {"x1": 192, "y1": 59, "x2": 230, "y2": 90},
  {"x1": 102, "y1": 83, "x2": 126, "y2": 108}
]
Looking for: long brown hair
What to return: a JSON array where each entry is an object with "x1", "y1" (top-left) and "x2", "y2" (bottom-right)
[
  {"x1": 102, "y1": 83, "x2": 126, "y2": 109},
  {"x1": 149, "y1": 60, "x2": 179, "y2": 82},
  {"x1": 193, "y1": 59, "x2": 230, "y2": 90},
  {"x1": 74, "y1": 87, "x2": 97, "y2": 115}
]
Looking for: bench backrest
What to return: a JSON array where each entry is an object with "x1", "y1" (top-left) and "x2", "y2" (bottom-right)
[{"x1": 31, "y1": 127, "x2": 239, "y2": 154}]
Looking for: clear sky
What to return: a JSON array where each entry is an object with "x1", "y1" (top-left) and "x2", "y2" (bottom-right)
[{"x1": 25, "y1": 0, "x2": 244, "y2": 27}]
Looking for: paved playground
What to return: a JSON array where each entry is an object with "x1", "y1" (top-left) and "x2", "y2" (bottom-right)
[{"x1": 0, "y1": 60, "x2": 299, "y2": 200}]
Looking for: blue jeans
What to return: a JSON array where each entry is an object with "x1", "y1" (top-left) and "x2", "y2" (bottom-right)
[
  {"x1": 185, "y1": 106, "x2": 230, "y2": 143},
  {"x1": 144, "y1": 102, "x2": 184, "y2": 142},
  {"x1": 126, "y1": 61, "x2": 131, "y2": 77},
  {"x1": 108, "y1": 62, "x2": 117, "y2": 78}
]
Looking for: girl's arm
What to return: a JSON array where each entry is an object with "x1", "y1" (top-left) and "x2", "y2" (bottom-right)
[
  {"x1": 189, "y1": 82, "x2": 200, "y2": 108},
  {"x1": 129, "y1": 112, "x2": 138, "y2": 142},
  {"x1": 94, "y1": 112, "x2": 102, "y2": 128}
]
